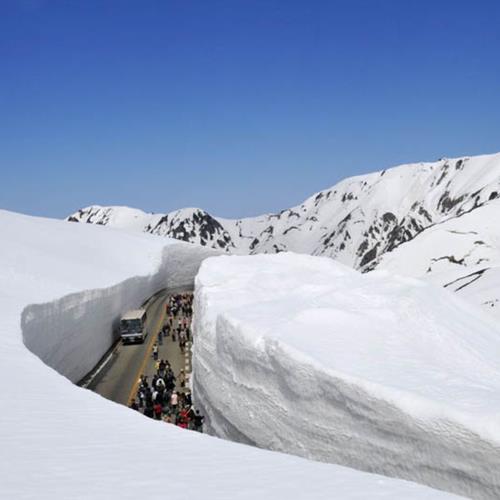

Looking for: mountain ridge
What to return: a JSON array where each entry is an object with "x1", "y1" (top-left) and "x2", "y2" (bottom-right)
[
  {"x1": 67, "y1": 152, "x2": 500, "y2": 318},
  {"x1": 68, "y1": 152, "x2": 500, "y2": 264}
]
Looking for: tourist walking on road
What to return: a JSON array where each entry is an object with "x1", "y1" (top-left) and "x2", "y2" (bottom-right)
[
  {"x1": 193, "y1": 410, "x2": 204, "y2": 432},
  {"x1": 170, "y1": 391, "x2": 178, "y2": 415},
  {"x1": 138, "y1": 389, "x2": 145, "y2": 409},
  {"x1": 178, "y1": 407, "x2": 190, "y2": 428},
  {"x1": 144, "y1": 404, "x2": 154, "y2": 419},
  {"x1": 178, "y1": 369, "x2": 186, "y2": 388},
  {"x1": 153, "y1": 402, "x2": 162, "y2": 420},
  {"x1": 152, "y1": 343, "x2": 159, "y2": 361},
  {"x1": 179, "y1": 331, "x2": 187, "y2": 353}
]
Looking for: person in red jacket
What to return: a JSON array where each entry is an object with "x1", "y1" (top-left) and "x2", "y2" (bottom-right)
[{"x1": 153, "y1": 402, "x2": 162, "y2": 420}]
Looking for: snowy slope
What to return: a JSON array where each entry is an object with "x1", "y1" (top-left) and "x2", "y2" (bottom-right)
[
  {"x1": 67, "y1": 152, "x2": 500, "y2": 317},
  {"x1": 374, "y1": 200, "x2": 500, "y2": 320},
  {"x1": 69, "y1": 205, "x2": 235, "y2": 251},
  {"x1": 192, "y1": 253, "x2": 500, "y2": 499},
  {"x1": 67, "y1": 153, "x2": 500, "y2": 266},
  {"x1": 0, "y1": 209, "x2": 459, "y2": 500}
]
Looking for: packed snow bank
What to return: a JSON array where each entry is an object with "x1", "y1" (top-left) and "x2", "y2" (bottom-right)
[
  {"x1": 192, "y1": 253, "x2": 500, "y2": 499},
  {"x1": 0, "y1": 210, "x2": 458, "y2": 499}
]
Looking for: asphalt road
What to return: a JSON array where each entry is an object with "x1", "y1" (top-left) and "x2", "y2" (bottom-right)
[{"x1": 89, "y1": 288, "x2": 192, "y2": 406}]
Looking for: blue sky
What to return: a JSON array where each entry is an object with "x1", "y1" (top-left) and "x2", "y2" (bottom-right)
[{"x1": 1, "y1": 0, "x2": 499, "y2": 219}]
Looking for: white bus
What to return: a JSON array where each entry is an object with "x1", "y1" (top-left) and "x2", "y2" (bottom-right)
[{"x1": 120, "y1": 309, "x2": 148, "y2": 344}]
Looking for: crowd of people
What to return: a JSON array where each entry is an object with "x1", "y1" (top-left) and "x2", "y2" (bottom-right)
[
  {"x1": 129, "y1": 292, "x2": 205, "y2": 432},
  {"x1": 159, "y1": 293, "x2": 193, "y2": 353}
]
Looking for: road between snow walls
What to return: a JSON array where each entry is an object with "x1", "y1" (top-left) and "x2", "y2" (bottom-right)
[{"x1": 21, "y1": 244, "x2": 215, "y2": 383}]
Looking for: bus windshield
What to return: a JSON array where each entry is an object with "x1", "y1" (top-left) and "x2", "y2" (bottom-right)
[{"x1": 120, "y1": 318, "x2": 143, "y2": 333}]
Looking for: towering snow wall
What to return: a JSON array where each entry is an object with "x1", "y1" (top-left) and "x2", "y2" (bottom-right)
[
  {"x1": 21, "y1": 243, "x2": 214, "y2": 383},
  {"x1": 1, "y1": 210, "x2": 461, "y2": 499},
  {"x1": 192, "y1": 253, "x2": 500, "y2": 499}
]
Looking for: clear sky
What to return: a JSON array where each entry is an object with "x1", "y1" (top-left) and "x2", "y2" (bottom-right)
[{"x1": 1, "y1": 0, "x2": 499, "y2": 219}]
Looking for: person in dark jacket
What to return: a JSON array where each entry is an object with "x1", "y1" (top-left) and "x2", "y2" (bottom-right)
[
  {"x1": 144, "y1": 404, "x2": 154, "y2": 419},
  {"x1": 193, "y1": 410, "x2": 204, "y2": 432}
]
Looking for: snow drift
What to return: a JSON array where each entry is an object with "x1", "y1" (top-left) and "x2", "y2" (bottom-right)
[
  {"x1": 192, "y1": 253, "x2": 500, "y2": 499},
  {"x1": 0, "y1": 209, "x2": 459, "y2": 499}
]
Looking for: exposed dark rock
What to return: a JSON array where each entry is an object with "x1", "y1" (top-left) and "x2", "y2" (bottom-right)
[
  {"x1": 341, "y1": 192, "x2": 355, "y2": 203},
  {"x1": 435, "y1": 162, "x2": 450, "y2": 187},
  {"x1": 283, "y1": 226, "x2": 299, "y2": 235},
  {"x1": 360, "y1": 244, "x2": 379, "y2": 267},
  {"x1": 432, "y1": 255, "x2": 465, "y2": 266},
  {"x1": 250, "y1": 238, "x2": 260, "y2": 251},
  {"x1": 357, "y1": 239, "x2": 369, "y2": 257},
  {"x1": 382, "y1": 212, "x2": 397, "y2": 224},
  {"x1": 444, "y1": 269, "x2": 487, "y2": 292},
  {"x1": 322, "y1": 230, "x2": 336, "y2": 247},
  {"x1": 437, "y1": 191, "x2": 466, "y2": 213},
  {"x1": 418, "y1": 206, "x2": 432, "y2": 223}
]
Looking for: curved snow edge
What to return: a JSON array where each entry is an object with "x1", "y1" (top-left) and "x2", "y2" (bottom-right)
[{"x1": 193, "y1": 291, "x2": 500, "y2": 499}]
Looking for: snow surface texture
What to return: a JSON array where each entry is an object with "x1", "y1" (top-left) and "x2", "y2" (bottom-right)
[
  {"x1": 192, "y1": 253, "x2": 500, "y2": 499},
  {"x1": 375, "y1": 199, "x2": 500, "y2": 320},
  {"x1": 67, "y1": 152, "x2": 500, "y2": 320},
  {"x1": 0, "y1": 209, "x2": 459, "y2": 499}
]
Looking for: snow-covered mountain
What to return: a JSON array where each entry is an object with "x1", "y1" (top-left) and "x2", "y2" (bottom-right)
[
  {"x1": 68, "y1": 153, "x2": 500, "y2": 264},
  {"x1": 68, "y1": 152, "x2": 500, "y2": 316}
]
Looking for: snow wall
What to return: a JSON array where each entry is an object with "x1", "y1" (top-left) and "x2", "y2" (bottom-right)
[
  {"x1": 192, "y1": 254, "x2": 500, "y2": 500},
  {"x1": 21, "y1": 243, "x2": 214, "y2": 383},
  {"x1": 1, "y1": 210, "x2": 464, "y2": 500}
]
